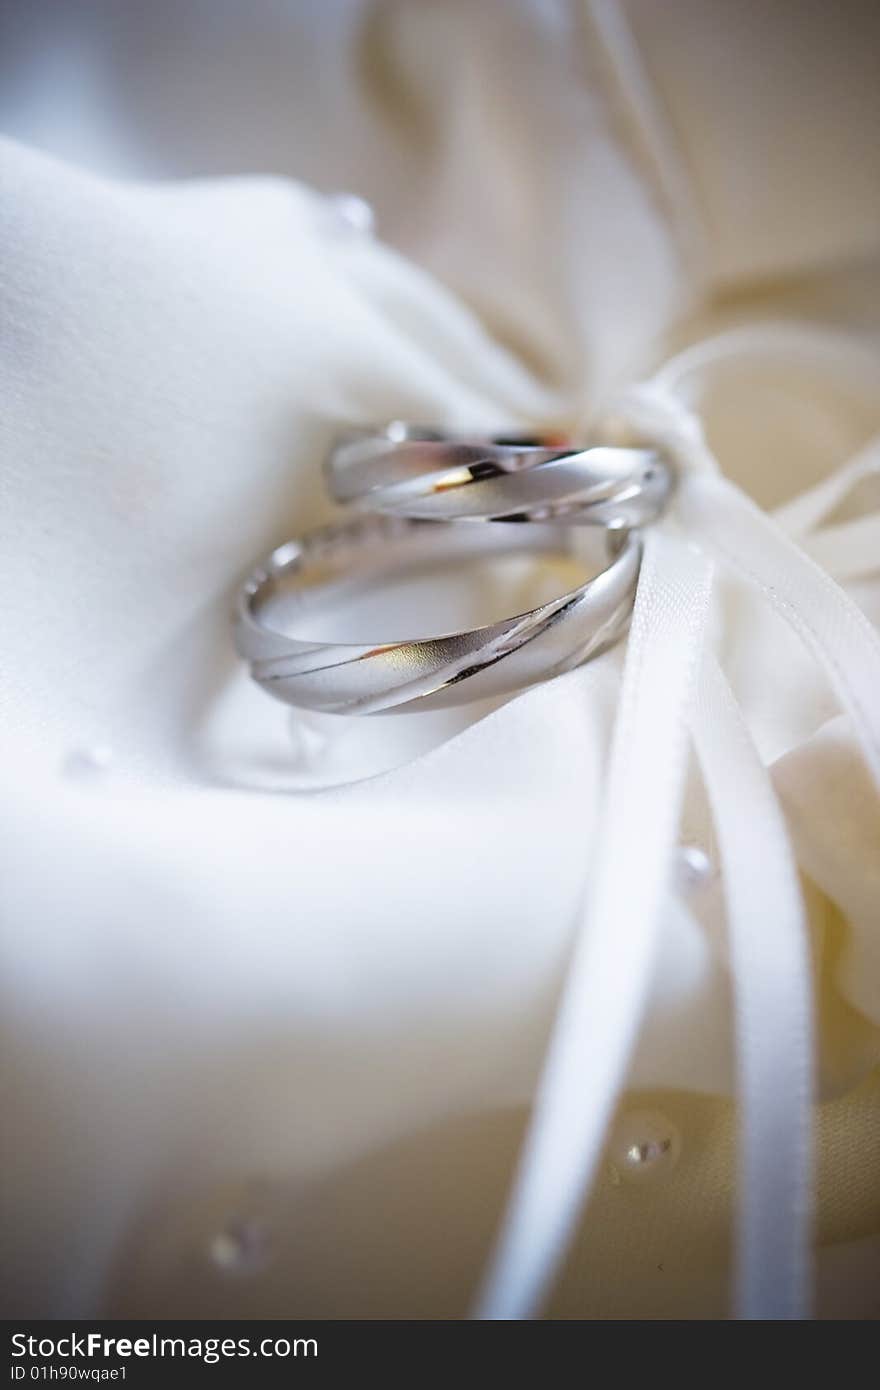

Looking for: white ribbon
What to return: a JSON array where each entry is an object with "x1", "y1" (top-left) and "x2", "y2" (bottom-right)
[
  {"x1": 693, "y1": 653, "x2": 813, "y2": 1319},
  {"x1": 474, "y1": 529, "x2": 714, "y2": 1318},
  {"x1": 679, "y1": 473, "x2": 880, "y2": 787},
  {"x1": 475, "y1": 324, "x2": 880, "y2": 1321}
]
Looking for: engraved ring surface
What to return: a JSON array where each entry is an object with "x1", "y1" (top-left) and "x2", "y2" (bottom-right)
[
  {"x1": 234, "y1": 515, "x2": 643, "y2": 715},
  {"x1": 327, "y1": 424, "x2": 670, "y2": 527}
]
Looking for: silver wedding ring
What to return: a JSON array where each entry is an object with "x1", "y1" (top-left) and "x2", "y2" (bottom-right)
[
  {"x1": 327, "y1": 424, "x2": 669, "y2": 527},
  {"x1": 235, "y1": 428, "x2": 671, "y2": 714}
]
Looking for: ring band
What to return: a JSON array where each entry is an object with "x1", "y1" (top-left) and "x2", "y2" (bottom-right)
[
  {"x1": 234, "y1": 516, "x2": 641, "y2": 715},
  {"x1": 326, "y1": 425, "x2": 671, "y2": 527}
]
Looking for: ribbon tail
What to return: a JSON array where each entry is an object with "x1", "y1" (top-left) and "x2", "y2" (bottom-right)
[
  {"x1": 693, "y1": 653, "x2": 814, "y2": 1320},
  {"x1": 473, "y1": 530, "x2": 713, "y2": 1319}
]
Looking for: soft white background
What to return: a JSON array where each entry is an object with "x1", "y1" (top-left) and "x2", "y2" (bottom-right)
[{"x1": 1, "y1": 0, "x2": 879, "y2": 1317}]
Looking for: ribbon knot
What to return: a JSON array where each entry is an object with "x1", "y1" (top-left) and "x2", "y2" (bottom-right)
[{"x1": 609, "y1": 379, "x2": 720, "y2": 482}]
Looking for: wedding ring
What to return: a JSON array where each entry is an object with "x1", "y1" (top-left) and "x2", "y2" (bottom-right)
[
  {"x1": 327, "y1": 425, "x2": 670, "y2": 527},
  {"x1": 235, "y1": 516, "x2": 641, "y2": 715}
]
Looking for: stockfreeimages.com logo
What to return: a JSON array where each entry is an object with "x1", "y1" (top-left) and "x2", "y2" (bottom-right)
[{"x1": 11, "y1": 1332, "x2": 317, "y2": 1370}]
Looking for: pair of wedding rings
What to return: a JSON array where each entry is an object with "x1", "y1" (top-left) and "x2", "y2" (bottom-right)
[{"x1": 234, "y1": 425, "x2": 672, "y2": 715}]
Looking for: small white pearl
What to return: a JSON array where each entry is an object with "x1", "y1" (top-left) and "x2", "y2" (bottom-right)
[
  {"x1": 208, "y1": 1218, "x2": 270, "y2": 1276},
  {"x1": 608, "y1": 1109, "x2": 681, "y2": 1185},
  {"x1": 62, "y1": 744, "x2": 114, "y2": 780},
  {"x1": 676, "y1": 843, "x2": 712, "y2": 894},
  {"x1": 329, "y1": 192, "x2": 376, "y2": 236}
]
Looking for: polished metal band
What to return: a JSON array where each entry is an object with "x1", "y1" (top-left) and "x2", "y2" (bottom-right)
[
  {"x1": 327, "y1": 424, "x2": 671, "y2": 527},
  {"x1": 234, "y1": 515, "x2": 641, "y2": 715}
]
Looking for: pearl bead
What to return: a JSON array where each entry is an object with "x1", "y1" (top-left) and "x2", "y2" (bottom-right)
[
  {"x1": 608, "y1": 1109, "x2": 681, "y2": 1185},
  {"x1": 676, "y1": 843, "x2": 712, "y2": 894},
  {"x1": 330, "y1": 192, "x2": 376, "y2": 236},
  {"x1": 62, "y1": 744, "x2": 113, "y2": 780},
  {"x1": 208, "y1": 1217, "x2": 270, "y2": 1276}
]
